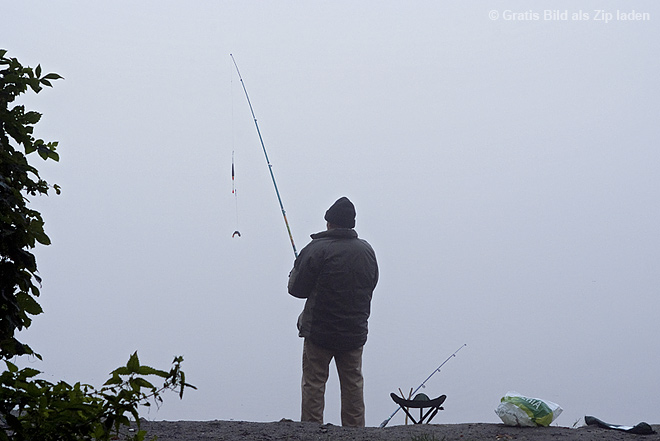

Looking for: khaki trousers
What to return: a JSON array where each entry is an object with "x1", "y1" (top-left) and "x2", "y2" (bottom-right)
[{"x1": 301, "y1": 339, "x2": 365, "y2": 427}]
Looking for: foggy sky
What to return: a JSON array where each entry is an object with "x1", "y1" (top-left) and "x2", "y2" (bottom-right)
[{"x1": 4, "y1": 0, "x2": 660, "y2": 427}]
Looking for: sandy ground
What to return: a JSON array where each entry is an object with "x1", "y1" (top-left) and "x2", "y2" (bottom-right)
[{"x1": 130, "y1": 419, "x2": 660, "y2": 441}]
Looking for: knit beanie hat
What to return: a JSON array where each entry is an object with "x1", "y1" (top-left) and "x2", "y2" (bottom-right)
[{"x1": 324, "y1": 197, "x2": 356, "y2": 228}]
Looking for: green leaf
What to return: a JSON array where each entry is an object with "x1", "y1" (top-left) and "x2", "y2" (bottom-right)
[
  {"x1": 38, "y1": 146, "x2": 50, "y2": 160},
  {"x1": 110, "y1": 366, "x2": 131, "y2": 376},
  {"x1": 126, "y1": 351, "x2": 140, "y2": 372},
  {"x1": 32, "y1": 226, "x2": 51, "y2": 246},
  {"x1": 43, "y1": 72, "x2": 63, "y2": 80},
  {"x1": 137, "y1": 365, "x2": 169, "y2": 378},
  {"x1": 28, "y1": 77, "x2": 42, "y2": 93},
  {"x1": 103, "y1": 374, "x2": 123, "y2": 386},
  {"x1": 35, "y1": 64, "x2": 42, "y2": 77},
  {"x1": 179, "y1": 372, "x2": 187, "y2": 398},
  {"x1": 130, "y1": 377, "x2": 155, "y2": 391},
  {"x1": 19, "y1": 367, "x2": 41, "y2": 379},
  {"x1": 17, "y1": 292, "x2": 43, "y2": 315},
  {"x1": 24, "y1": 111, "x2": 42, "y2": 124}
]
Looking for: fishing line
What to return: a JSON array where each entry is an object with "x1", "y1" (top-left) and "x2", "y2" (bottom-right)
[
  {"x1": 231, "y1": 151, "x2": 240, "y2": 238},
  {"x1": 230, "y1": 63, "x2": 241, "y2": 238},
  {"x1": 230, "y1": 54, "x2": 298, "y2": 258}
]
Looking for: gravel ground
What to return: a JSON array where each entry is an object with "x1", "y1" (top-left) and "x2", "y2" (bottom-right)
[{"x1": 129, "y1": 419, "x2": 660, "y2": 441}]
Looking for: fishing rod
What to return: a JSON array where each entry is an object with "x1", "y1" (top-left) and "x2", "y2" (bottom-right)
[
  {"x1": 230, "y1": 54, "x2": 298, "y2": 259},
  {"x1": 379, "y1": 343, "x2": 467, "y2": 428}
]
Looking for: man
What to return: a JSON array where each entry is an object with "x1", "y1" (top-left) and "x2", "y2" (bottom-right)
[{"x1": 288, "y1": 196, "x2": 378, "y2": 427}]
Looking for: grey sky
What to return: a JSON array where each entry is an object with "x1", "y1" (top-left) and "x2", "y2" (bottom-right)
[{"x1": 5, "y1": 0, "x2": 659, "y2": 427}]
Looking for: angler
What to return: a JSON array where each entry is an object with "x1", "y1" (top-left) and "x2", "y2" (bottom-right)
[{"x1": 288, "y1": 197, "x2": 379, "y2": 427}]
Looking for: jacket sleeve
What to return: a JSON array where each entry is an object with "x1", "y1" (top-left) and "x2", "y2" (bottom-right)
[{"x1": 287, "y1": 245, "x2": 321, "y2": 299}]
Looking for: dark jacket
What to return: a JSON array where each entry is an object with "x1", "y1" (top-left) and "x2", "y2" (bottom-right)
[{"x1": 288, "y1": 228, "x2": 378, "y2": 352}]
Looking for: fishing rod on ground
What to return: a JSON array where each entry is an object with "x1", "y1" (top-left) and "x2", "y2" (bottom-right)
[
  {"x1": 379, "y1": 343, "x2": 467, "y2": 428},
  {"x1": 230, "y1": 54, "x2": 298, "y2": 259}
]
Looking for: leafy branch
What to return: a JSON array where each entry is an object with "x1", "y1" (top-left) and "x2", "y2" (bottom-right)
[
  {"x1": 1, "y1": 48, "x2": 63, "y2": 360},
  {"x1": 0, "y1": 352, "x2": 195, "y2": 441},
  {"x1": 1, "y1": 49, "x2": 196, "y2": 440}
]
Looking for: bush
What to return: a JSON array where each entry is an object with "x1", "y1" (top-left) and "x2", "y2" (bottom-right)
[
  {"x1": 0, "y1": 353, "x2": 194, "y2": 441},
  {"x1": 1, "y1": 49, "x2": 194, "y2": 440}
]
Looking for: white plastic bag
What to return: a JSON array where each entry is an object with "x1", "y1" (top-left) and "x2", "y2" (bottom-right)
[{"x1": 495, "y1": 391, "x2": 562, "y2": 427}]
